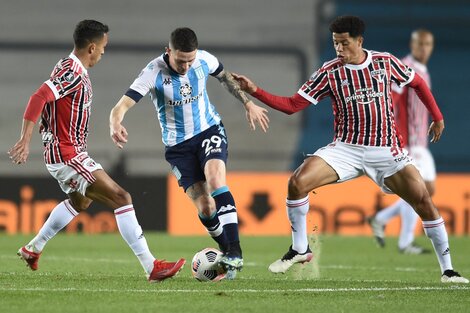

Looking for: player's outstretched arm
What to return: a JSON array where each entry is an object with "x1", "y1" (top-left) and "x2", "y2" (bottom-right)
[
  {"x1": 215, "y1": 70, "x2": 269, "y2": 132},
  {"x1": 9, "y1": 84, "x2": 53, "y2": 164},
  {"x1": 109, "y1": 95, "x2": 137, "y2": 149},
  {"x1": 428, "y1": 120, "x2": 445, "y2": 143},
  {"x1": 8, "y1": 119, "x2": 35, "y2": 164},
  {"x1": 232, "y1": 73, "x2": 310, "y2": 115}
]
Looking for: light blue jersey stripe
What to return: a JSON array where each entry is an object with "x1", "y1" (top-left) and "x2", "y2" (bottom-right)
[
  {"x1": 155, "y1": 72, "x2": 168, "y2": 142},
  {"x1": 188, "y1": 67, "x2": 201, "y2": 134},
  {"x1": 199, "y1": 60, "x2": 214, "y2": 126}
]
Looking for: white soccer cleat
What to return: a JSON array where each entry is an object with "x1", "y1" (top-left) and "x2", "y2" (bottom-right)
[
  {"x1": 441, "y1": 270, "x2": 469, "y2": 284},
  {"x1": 399, "y1": 243, "x2": 431, "y2": 255},
  {"x1": 367, "y1": 216, "x2": 385, "y2": 247},
  {"x1": 268, "y1": 245, "x2": 313, "y2": 274},
  {"x1": 219, "y1": 254, "x2": 243, "y2": 280}
]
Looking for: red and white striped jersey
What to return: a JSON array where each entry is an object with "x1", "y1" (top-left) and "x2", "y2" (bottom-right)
[
  {"x1": 298, "y1": 50, "x2": 415, "y2": 147},
  {"x1": 40, "y1": 53, "x2": 92, "y2": 164},
  {"x1": 392, "y1": 55, "x2": 431, "y2": 148}
]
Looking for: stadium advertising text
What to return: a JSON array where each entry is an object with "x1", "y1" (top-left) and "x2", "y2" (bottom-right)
[{"x1": 168, "y1": 173, "x2": 470, "y2": 236}]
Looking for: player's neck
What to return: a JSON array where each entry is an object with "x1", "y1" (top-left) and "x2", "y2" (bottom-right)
[
  {"x1": 350, "y1": 50, "x2": 367, "y2": 65},
  {"x1": 72, "y1": 50, "x2": 90, "y2": 69}
]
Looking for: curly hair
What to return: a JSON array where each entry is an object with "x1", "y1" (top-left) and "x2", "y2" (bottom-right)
[{"x1": 329, "y1": 16, "x2": 365, "y2": 38}]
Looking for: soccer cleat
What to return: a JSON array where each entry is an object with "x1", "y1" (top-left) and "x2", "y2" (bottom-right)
[
  {"x1": 268, "y1": 245, "x2": 313, "y2": 274},
  {"x1": 400, "y1": 243, "x2": 431, "y2": 255},
  {"x1": 367, "y1": 216, "x2": 385, "y2": 247},
  {"x1": 219, "y1": 254, "x2": 243, "y2": 280},
  {"x1": 441, "y1": 270, "x2": 469, "y2": 283},
  {"x1": 17, "y1": 246, "x2": 41, "y2": 271},
  {"x1": 147, "y1": 258, "x2": 186, "y2": 283}
]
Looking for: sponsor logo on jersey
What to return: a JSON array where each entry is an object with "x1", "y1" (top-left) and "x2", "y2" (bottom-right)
[
  {"x1": 163, "y1": 78, "x2": 172, "y2": 85},
  {"x1": 167, "y1": 92, "x2": 203, "y2": 106},
  {"x1": 41, "y1": 131, "x2": 53, "y2": 143},
  {"x1": 345, "y1": 87, "x2": 384, "y2": 105},
  {"x1": 179, "y1": 83, "x2": 193, "y2": 97}
]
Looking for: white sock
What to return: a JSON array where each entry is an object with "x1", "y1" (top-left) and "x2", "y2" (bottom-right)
[
  {"x1": 398, "y1": 201, "x2": 419, "y2": 249},
  {"x1": 375, "y1": 198, "x2": 405, "y2": 225},
  {"x1": 286, "y1": 196, "x2": 309, "y2": 253},
  {"x1": 28, "y1": 200, "x2": 78, "y2": 253},
  {"x1": 114, "y1": 205, "x2": 155, "y2": 274},
  {"x1": 423, "y1": 217, "x2": 453, "y2": 273}
]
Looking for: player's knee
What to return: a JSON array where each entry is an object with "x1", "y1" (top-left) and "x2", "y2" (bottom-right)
[
  {"x1": 288, "y1": 174, "x2": 307, "y2": 197},
  {"x1": 69, "y1": 198, "x2": 92, "y2": 212},
  {"x1": 205, "y1": 176, "x2": 223, "y2": 193},
  {"x1": 113, "y1": 188, "x2": 132, "y2": 207},
  {"x1": 414, "y1": 193, "x2": 437, "y2": 220}
]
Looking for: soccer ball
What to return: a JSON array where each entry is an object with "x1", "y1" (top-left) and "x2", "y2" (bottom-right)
[{"x1": 191, "y1": 248, "x2": 226, "y2": 282}]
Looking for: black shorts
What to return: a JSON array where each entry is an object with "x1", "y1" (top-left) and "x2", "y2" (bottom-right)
[{"x1": 165, "y1": 123, "x2": 229, "y2": 191}]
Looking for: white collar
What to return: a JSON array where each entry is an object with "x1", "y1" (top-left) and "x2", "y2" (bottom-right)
[
  {"x1": 344, "y1": 49, "x2": 372, "y2": 70},
  {"x1": 69, "y1": 52, "x2": 88, "y2": 74}
]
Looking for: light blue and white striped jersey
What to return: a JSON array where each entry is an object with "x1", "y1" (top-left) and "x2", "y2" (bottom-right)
[{"x1": 129, "y1": 50, "x2": 222, "y2": 147}]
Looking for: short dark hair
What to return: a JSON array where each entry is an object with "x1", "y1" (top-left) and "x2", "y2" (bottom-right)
[
  {"x1": 73, "y1": 20, "x2": 109, "y2": 49},
  {"x1": 329, "y1": 16, "x2": 365, "y2": 38},
  {"x1": 170, "y1": 27, "x2": 198, "y2": 52}
]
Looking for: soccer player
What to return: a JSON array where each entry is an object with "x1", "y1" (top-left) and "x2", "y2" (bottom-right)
[
  {"x1": 233, "y1": 16, "x2": 468, "y2": 283},
  {"x1": 368, "y1": 29, "x2": 436, "y2": 254},
  {"x1": 109, "y1": 27, "x2": 269, "y2": 280},
  {"x1": 8, "y1": 20, "x2": 185, "y2": 282}
]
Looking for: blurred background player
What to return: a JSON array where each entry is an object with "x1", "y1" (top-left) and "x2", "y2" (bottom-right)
[
  {"x1": 234, "y1": 16, "x2": 468, "y2": 283},
  {"x1": 109, "y1": 27, "x2": 269, "y2": 279},
  {"x1": 368, "y1": 29, "x2": 436, "y2": 255},
  {"x1": 8, "y1": 20, "x2": 185, "y2": 282}
]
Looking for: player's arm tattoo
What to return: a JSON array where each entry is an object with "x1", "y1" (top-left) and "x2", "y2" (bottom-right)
[{"x1": 216, "y1": 70, "x2": 250, "y2": 105}]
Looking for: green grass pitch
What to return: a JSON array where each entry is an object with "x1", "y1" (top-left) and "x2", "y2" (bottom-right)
[{"x1": 1, "y1": 233, "x2": 469, "y2": 313}]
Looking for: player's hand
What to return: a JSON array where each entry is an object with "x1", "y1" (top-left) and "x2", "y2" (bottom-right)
[
  {"x1": 428, "y1": 120, "x2": 444, "y2": 143},
  {"x1": 232, "y1": 73, "x2": 257, "y2": 94},
  {"x1": 8, "y1": 140, "x2": 30, "y2": 164},
  {"x1": 110, "y1": 123, "x2": 128, "y2": 149},
  {"x1": 244, "y1": 101, "x2": 270, "y2": 132}
]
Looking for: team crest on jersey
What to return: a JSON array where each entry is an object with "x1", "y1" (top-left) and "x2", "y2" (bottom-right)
[
  {"x1": 194, "y1": 66, "x2": 205, "y2": 79},
  {"x1": 371, "y1": 69, "x2": 386, "y2": 82},
  {"x1": 179, "y1": 83, "x2": 193, "y2": 97}
]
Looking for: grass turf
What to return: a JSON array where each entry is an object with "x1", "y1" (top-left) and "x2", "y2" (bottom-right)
[{"x1": 1, "y1": 233, "x2": 469, "y2": 313}]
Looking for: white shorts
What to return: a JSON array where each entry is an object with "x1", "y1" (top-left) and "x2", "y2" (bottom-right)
[
  {"x1": 46, "y1": 152, "x2": 103, "y2": 196},
  {"x1": 407, "y1": 146, "x2": 436, "y2": 182},
  {"x1": 312, "y1": 140, "x2": 414, "y2": 193}
]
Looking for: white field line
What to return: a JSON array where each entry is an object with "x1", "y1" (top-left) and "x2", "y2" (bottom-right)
[
  {"x1": 2, "y1": 254, "x2": 469, "y2": 274},
  {"x1": 0, "y1": 286, "x2": 469, "y2": 293}
]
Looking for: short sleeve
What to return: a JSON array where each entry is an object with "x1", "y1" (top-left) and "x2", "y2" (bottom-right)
[
  {"x1": 389, "y1": 54, "x2": 415, "y2": 88},
  {"x1": 129, "y1": 60, "x2": 158, "y2": 97},
  {"x1": 197, "y1": 50, "x2": 220, "y2": 75},
  {"x1": 45, "y1": 69, "x2": 82, "y2": 100},
  {"x1": 297, "y1": 66, "x2": 330, "y2": 104}
]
